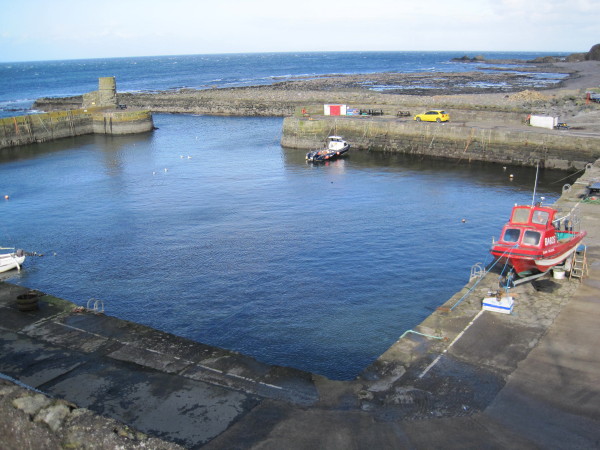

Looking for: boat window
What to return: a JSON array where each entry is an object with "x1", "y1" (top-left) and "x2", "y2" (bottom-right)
[
  {"x1": 511, "y1": 208, "x2": 530, "y2": 223},
  {"x1": 502, "y1": 228, "x2": 521, "y2": 243},
  {"x1": 522, "y1": 230, "x2": 541, "y2": 246},
  {"x1": 531, "y1": 210, "x2": 550, "y2": 225}
]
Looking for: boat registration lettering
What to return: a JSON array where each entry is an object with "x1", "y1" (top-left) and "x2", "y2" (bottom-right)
[{"x1": 544, "y1": 236, "x2": 556, "y2": 246}]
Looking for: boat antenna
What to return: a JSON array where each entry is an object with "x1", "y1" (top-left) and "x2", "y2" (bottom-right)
[{"x1": 531, "y1": 161, "x2": 540, "y2": 206}]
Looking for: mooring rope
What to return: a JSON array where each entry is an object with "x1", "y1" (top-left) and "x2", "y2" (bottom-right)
[
  {"x1": 449, "y1": 245, "x2": 516, "y2": 311},
  {"x1": 552, "y1": 166, "x2": 588, "y2": 185}
]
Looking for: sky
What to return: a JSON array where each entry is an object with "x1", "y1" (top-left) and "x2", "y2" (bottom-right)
[{"x1": 1, "y1": 0, "x2": 598, "y2": 62}]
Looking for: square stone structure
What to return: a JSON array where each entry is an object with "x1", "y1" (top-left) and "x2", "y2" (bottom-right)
[{"x1": 83, "y1": 77, "x2": 118, "y2": 109}]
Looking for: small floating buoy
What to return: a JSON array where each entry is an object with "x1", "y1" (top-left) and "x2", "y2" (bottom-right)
[
  {"x1": 503, "y1": 166, "x2": 506, "y2": 171},
  {"x1": 152, "y1": 171, "x2": 156, "y2": 175},
  {"x1": 461, "y1": 218, "x2": 466, "y2": 223},
  {"x1": 4, "y1": 195, "x2": 9, "y2": 200},
  {"x1": 509, "y1": 174, "x2": 514, "y2": 180},
  {"x1": 164, "y1": 168, "x2": 168, "y2": 172}
]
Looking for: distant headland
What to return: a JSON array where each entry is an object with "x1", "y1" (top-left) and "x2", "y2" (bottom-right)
[{"x1": 452, "y1": 43, "x2": 600, "y2": 64}]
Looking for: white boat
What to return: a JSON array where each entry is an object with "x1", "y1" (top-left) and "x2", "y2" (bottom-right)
[
  {"x1": 306, "y1": 136, "x2": 350, "y2": 162},
  {"x1": 0, "y1": 248, "x2": 25, "y2": 273}
]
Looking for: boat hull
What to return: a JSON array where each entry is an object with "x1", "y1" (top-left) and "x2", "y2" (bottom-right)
[
  {"x1": 491, "y1": 232, "x2": 585, "y2": 276},
  {"x1": 0, "y1": 252, "x2": 26, "y2": 274},
  {"x1": 306, "y1": 145, "x2": 350, "y2": 162}
]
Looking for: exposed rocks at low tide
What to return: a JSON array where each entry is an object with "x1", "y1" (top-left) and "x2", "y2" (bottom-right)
[
  {"x1": 35, "y1": 67, "x2": 573, "y2": 112},
  {"x1": 0, "y1": 380, "x2": 182, "y2": 449}
]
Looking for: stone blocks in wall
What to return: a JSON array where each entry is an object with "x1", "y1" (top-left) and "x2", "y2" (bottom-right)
[
  {"x1": 82, "y1": 91, "x2": 99, "y2": 108},
  {"x1": 98, "y1": 76, "x2": 117, "y2": 108},
  {"x1": 0, "y1": 109, "x2": 154, "y2": 149},
  {"x1": 281, "y1": 117, "x2": 600, "y2": 170},
  {"x1": 92, "y1": 110, "x2": 154, "y2": 135},
  {"x1": 82, "y1": 76, "x2": 118, "y2": 109},
  {"x1": 0, "y1": 111, "x2": 94, "y2": 148}
]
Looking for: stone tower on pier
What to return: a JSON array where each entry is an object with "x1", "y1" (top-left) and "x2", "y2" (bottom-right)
[{"x1": 83, "y1": 76, "x2": 118, "y2": 109}]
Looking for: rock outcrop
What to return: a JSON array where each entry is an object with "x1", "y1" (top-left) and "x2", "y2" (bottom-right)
[{"x1": 585, "y1": 43, "x2": 600, "y2": 61}]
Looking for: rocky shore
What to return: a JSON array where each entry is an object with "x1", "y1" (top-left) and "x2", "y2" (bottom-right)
[{"x1": 0, "y1": 379, "x2": 182, "y2": 449}]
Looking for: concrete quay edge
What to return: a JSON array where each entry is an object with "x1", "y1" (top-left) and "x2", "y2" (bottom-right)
[{"x1": 1, "y1": 163, "x2": 600, "y2": 448}]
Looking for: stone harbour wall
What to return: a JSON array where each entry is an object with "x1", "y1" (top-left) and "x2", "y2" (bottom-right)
[
  {"x1": 91, "y1": 110, "x2": 155, "y2": 135},
  {"x1": 0, "y1": 109, "x2": 154, "y2": 149},
  {"x1": 281, "y1": 116, "x2": 600, "y2": 170},
  {"x1": 116, "y1": 92, "x2": 297, "y2": 116}
]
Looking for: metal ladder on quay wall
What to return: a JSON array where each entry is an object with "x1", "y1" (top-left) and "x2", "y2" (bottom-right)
[{"x1": 569, "y1": 244, "x2": 588, "y2": 281}]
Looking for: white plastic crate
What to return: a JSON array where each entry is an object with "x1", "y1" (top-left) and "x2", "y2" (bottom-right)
[{"x1": 482, "y1": 296, "x2": 514, "y2": 314}]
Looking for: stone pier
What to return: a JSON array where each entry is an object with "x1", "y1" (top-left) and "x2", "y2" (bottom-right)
[{"x1": 282, "y1": 115, "x2": 600, "y2": 170}]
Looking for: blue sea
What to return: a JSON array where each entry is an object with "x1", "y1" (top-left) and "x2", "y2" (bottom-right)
[
  {"x1": 0, "y1": 52, "x2": 574, "y2": 379},
  {"x1": 0, "y1": 51, "x2": 569, "y2": 118}
]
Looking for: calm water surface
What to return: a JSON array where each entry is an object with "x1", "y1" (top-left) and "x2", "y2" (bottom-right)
[{"x1": 0, "y1": 114, "x2": 570, "y2": 379}]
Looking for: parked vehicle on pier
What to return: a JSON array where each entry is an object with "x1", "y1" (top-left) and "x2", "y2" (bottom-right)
[
  {"x1": 0, "y1": 247, "x2": 25, "y2": 273},
  {"x1": 490, "y1": 203, "x2": 586, "y2": 277},
  {"x1": 306, "y1": 136, "x2": 350, "y2": 162},
  {"x1": 414, "y1": 110, "x2": 449, "y2": 122}
]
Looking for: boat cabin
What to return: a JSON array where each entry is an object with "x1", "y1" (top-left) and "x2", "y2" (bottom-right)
[
  {"x1": 491, "y1": 203, "x2": 586, "y2": 277},
  {"x1": 326, "y1": 136, "x2": 348, "y2": 151},
  {"x1": 497, "y1": 205, "x2": 571, "y2": 250}
]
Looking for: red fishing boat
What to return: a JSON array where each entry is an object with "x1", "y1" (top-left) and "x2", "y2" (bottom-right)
[{"x1": 490, "y1": 204, "x2": 586, "y2": 277}]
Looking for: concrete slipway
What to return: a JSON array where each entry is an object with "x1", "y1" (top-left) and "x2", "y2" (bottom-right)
[{"x1": 1, "y1": 164, "x2": 600, "y2": 449}]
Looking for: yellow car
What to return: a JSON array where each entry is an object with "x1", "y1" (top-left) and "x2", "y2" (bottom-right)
[{"x1": 414, "y1": 110, "x2": 450, "y2": 122}]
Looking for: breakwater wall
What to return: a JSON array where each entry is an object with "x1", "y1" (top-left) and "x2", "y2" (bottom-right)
[
  {"x1": 35, "y1": 92, "x2": 297, "y2": 117},
  {"x1": 281, "y1": 116, "x2": 600, "y2": 170},
  {"x1": 117, "y1": 92, "x2": 296, "y2": 116},
  {"x1": 0, "y1": 109, "x2": 154, "y2": 149}
]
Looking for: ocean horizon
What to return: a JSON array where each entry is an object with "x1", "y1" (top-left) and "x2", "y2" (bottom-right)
[
  {"x1": 1, "y1": 49, "x2": 572, "y2": 63},
  {"x1": 0, "y1": 50, "x2": 569, "y2": 119}
]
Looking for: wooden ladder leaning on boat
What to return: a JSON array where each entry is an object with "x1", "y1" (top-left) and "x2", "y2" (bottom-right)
[{"x1": 569, "y1": 245, "x2": 588, "y2": 281}]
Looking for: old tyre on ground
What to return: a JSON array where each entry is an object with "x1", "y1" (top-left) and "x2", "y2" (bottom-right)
[{"x1": 16, "y1": 292, "x2": 40, "y2": 312}]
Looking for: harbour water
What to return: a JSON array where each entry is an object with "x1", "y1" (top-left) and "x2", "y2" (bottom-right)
[
  {"x1": 0, "y1": 51, "x2": 576, "y2": 379},
  {"x1": 0, "y1": 113, "x2": 574, "y2": 379}
]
